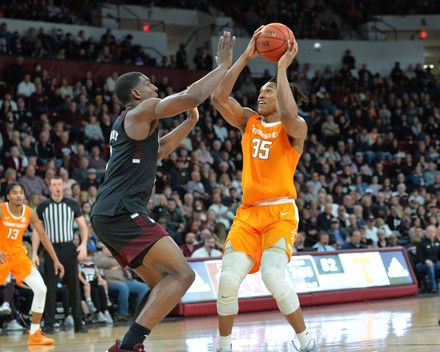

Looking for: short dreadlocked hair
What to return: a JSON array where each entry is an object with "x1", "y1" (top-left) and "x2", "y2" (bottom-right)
[{"x1": 267, "y1": 78, "x2": 308, "y2": 106}]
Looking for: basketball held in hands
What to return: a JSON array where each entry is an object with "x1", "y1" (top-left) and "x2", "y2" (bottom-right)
[{"x1": 256, "y1": 23, "x2": 295, "y2": 62}]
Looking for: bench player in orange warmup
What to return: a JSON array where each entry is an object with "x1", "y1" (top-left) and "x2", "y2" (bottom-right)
[
  {"x1": 211, "y1": 27, "x2": 318, "y2": 351},
  {"x1": 0, "y1": 182, "x2": 64, "y2": 345}
]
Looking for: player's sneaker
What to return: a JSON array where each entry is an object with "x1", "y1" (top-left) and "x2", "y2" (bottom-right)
[
  {"x1": 28, "y1": 329, "x2": 55, "y2": 345},
  {"x1": 95, "y1": 311, "x2": 107, "y2": 323},
  {"x1": 107, "y1": 339, "x2": 145, "y2": 352},
  {"x1": 86, "y1": 301, "x2": 97, "y2": 313},
  {"x1": 292, "y1": 339, "x2": 318, "y2": 352},
  {"x1": 7, "y1": 319, "x2": 25, "y2": 330},
  {"x1": 0, "y1": 301, "x2": 11, "y2": 315},
  {"x1": 64, "y1": 314, "x2": 74, "y2": 327},
  {"x1": 104, "y1": 310, "x2": 114, "y2": 324}
]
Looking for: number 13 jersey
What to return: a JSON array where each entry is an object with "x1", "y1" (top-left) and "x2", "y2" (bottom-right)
[
  {"x1": 241, "y1": 113, "x2": 301, "y2": 206},
  {"x1": 0, "y1": 203, "x2": 31, "y2": 255}
]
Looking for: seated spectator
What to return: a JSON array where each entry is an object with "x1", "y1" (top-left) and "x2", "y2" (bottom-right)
[
  {"x1": 203, "y1": 209, "x2": 218, "y2": 234},
  {"x1": 359, "y1": 225, "x2": 374, "y2": 248},
  {"x1": 84, "y1": 115, "x2": 105, "y2": 149},
  {"x1": 365, "y1": 215, "x2": 379, "y2": 246},
  {"x1": 191, "y1": 235, "x2": 222, "y2": 258},
  {"x1": 54, "y1": 130, "x2": 74, "y2": 167},
  {"x1": 35, "y1": 130, "x2": 55, "y2": 167},
  {"x1": 0, "y1": 168, "x2": 18, "y2": 198},
  {"x1": 387, "y1": 233, "x2": 400, "y2": 247},
  {"x1": 80, "y1": 168, "x2": 100, "y2": 191},
  {"x1": 162, "y1": 197, "x2": 186, "y2": 242},
  {"x1": 180, "y1": 192, "x2": 194, "y2": 221},
  {"x1": 313, "y1": 231, "x2": 336, "y2": 252},
  {"x1": 4, "y1": 146, "x2": 26, "y2": 176},
  {"x1": 19, "y1": 165, "x2": 49, "y2": 198},
  {"x1": 21, "y1": 135, "x2": 37, "y2": 159},
  {"x1": 186, "y1": 170, "x2": 210, "y2": 200},
  {"x1": 416, "y1": 225, "x2": 440, "y2": 293},
  {"x1": 94, "y1": 246, "x2": 149, "y2": 321},
  {"x1": 328, "y1": 217, "x2": 349, "y2": 247},
  {"x1": 340, "y1": 229, "x2": 368, "y2": 250},
  {"x1": 207, "y1": 191, "x2": 234, "y2": 230},
  {"x1": 71, "y1": 156, "x2": 90, "y2": 185},
  {"x1": 294, "y1": 232, "x2": 306, "y2": 252},
  {"x1": 78, "y1": 249, "x2": 112, "y2": 324},
  {"x1": 180, "y1": 232, "x2": 202, "y2": 257},
  {"x1": 87, "y1": 145, "x2": 107, "y2": 176},
  {"x1": 81, "y1": 203, "x2": 92, "y2": 225},
  {"x1": 16, "y1": 74, "x2": 36, "y2": 98},
  {"x1": 59, "y1": 167, "x2": 76, "y2": 193},
  {"x1": 317, "y1": 204, "x2": 334, "y2": 231},
  {"x1": 377, "y1": 228, "x2": 388, "y2": 248}
]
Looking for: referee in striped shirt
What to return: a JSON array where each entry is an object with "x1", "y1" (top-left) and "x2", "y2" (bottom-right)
[{"x1": 33, "y1": 176, "x2": 89, "y2": 333}]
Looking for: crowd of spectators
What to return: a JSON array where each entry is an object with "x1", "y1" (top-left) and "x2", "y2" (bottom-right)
[{"x1": 0, "y1": 0, "x2": 440, "y2": 331}]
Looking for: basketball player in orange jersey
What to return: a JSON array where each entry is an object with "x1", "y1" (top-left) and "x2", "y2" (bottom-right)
[
  {"x1": 0, "y1": 182, "x2": 64, "y2": 345},
  {"x1": 211, "y1": 27, "x2": 318, "y2": 352}
]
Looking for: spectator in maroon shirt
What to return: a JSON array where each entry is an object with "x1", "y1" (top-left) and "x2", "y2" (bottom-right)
[{"x1": 180, "y1": 232, "x2": 202, "y2": 257}]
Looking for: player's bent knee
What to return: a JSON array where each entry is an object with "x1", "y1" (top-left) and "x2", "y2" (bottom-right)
[
  {"x1": 217, "y1": 271, "x2": 242, "y2": 316},
  {"x1": 261, "y1": 248, "x2": 299, "y2": 315},
  {"x1": 31, "y1": 283, "x2": 47, "y2": 314},
  {"x1": 261, "y1": 267, "x2": 299, "y2": 315},
  {"x1": 178, "y1": 267, "x2": 196, "y2": 289}
]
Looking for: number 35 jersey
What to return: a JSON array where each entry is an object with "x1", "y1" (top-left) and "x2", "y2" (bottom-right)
[
  {"x1": 0, "y1": 203, "x2": 31, "y2": 255},
  {"x1": 241, "y1": 113, "x2": 301, "y2": 206}
]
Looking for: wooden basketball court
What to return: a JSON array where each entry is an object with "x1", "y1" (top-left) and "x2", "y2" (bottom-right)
[{"x1": 1, "y1": 295, "x2": 439, "y2": 351}]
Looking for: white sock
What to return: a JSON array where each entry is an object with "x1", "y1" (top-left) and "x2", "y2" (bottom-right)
[
  {"x1": 297, "y1": 329, "x2": 314, "y2": 348},
  {"x1": 30, "y1": 323, "x2": 40, "y2": 335},
  {"x1": 219, "y1": 335, "x2": 232, "y2": 350}
]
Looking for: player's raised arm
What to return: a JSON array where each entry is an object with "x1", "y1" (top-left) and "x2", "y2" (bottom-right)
[
  {"x1": 129, "y1": 32, "x2": 235, "y2": 123},
  {"x1": 277, "y1": 40, "x2": 307, "y2": 153},
  {"x1": 158, "y1": 107, "x2": 199, "y2": 161},
  {"x1": 211, "y1": 26, "x2": 263, "y2": 131}
]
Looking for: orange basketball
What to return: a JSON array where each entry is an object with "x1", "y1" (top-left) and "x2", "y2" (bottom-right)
[{"x1": 256, "y1": 23, "x2": 295, "y2": 62}]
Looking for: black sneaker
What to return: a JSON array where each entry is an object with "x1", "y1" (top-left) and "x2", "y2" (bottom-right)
[
  {"x1": 74, "y1": 324, "x2": 88, "y2": 333},
  {"x1": 114, "y1": 314, "x2": 131, "y2": 322},
  {"x1": 41, "y1": 324, "x2": 54, "y2": 334}
]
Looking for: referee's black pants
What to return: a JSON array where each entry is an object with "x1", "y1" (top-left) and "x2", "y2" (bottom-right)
[{"x1": 43, "y1": 242, "x2": 83, "y2": 329}]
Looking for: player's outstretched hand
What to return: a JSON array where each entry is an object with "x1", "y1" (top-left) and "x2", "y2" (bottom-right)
[
  {"x1": 215, "y1": 31, "x2": 236, "y2": 68},
  {"x1": 279, "y1": 40, "x2": 298, "y2": 70},
  {"x1": 244, "y1": 25, "x2": 264, "y2": 60}
]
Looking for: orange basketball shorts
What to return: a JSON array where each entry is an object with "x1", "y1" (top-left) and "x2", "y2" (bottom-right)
[
  {"x1": 224, "y1": 201, "x2": 299, "y2": 274},
  {"x1": 0, "y1": 249, "x2": 33, "y2": 285}
]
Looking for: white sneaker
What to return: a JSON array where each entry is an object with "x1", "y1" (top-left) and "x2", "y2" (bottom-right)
[
  {"x1": 87, "y1": 301, "x2": 97, "y2": 313},
  {"x1": 216, "y1": 345, "x2": 232, "y2": 352},
  {"x1": 7, "y1": 319, "x2": 24, "y2": 331},
  {"x1": 104, "y1": 311, "x2": 113, "y2": 324},
  {"x1": 292, "y1": 339, "x2": 318, "y2": 352},
  {"x1": 64, "y1": 314, "x2": 74, "y2": 327},
  {"x1": 96, "y1": 312, "x2": 107, "y2": 323},
  {"x1": 0, "y1": 302, "x2": 11, "y2": 315}
]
